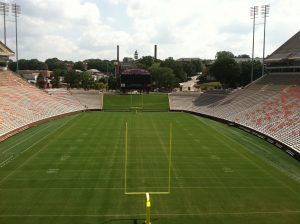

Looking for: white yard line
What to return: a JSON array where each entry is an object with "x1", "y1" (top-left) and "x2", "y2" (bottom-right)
[
  {"x1": 194, "y1": 115, "x2": 300, "y2": 198},
  {"x1": 0, "y1": 210, "x2": 300, "y2": 217},
  {"x1": 0, "y1": 186, "x2": 284, "y2": 190},
  {"x1": 0, "y1": 155, "x2": 13, "y2": 167},
  {"x1": 2, "y1": 123, "x2": 55, "y2": 154},
  {"x1": 0, "y1": 116, "x2": 78, "y2": 185},
  {"x1": 8, "y1": 176, "x2": 274, "y2": 180}
]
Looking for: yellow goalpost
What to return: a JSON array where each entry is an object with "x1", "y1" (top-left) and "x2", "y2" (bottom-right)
[
  {"x1": 130, "y1": 93, "x2": 144, "y2": 112},
  {"x1": 124, "y1": 122, "x2": 173, "y2": 223}
]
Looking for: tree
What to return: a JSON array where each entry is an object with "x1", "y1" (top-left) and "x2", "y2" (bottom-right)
[
  {"x1": 8, "y1": 60, "x2": 17, "y2": 71},
  {"x1": 238, "y1": 60, "x2": 262, "y2": 86},
  {"x1": 51, "y1": 72, "x2": 60, "y2": 88},
  {"x1": 87, "y1": 59, "x2": 114, "y2": 73},
  {"x1": 94, "y1": 82, "x2": 107, "y2": 91},
  {"x1": 201, "y1": 63, "x2": 207, "y2": 75},
  {"x1": 149, "y1": 64, "x2": 176, "y2": 90},
  {"x1": 108, "y1": 76, "x2": 118, "y2": 89},
  {"x1": 160, "y1": 58, "x2": 186, "y2": 82},
  {"x1": 215, "y1": 51, "x2": 235, "y2": 60},
  {"x1": 45, "y1": 58, "x2": 67, "y2": 70},
  {"x1": 8, "y1": 59, "x2": 47, "y2": 71},
  {"x1": 36, "y1": 74, "x2": 46, "y2": 89},
  {"x1": 64, "y1": 70, "x2": 80, "y2": 88},
  {"x1": 192, "y1": 60, "x2": 202, "y2": 73},
  {"x1": 238, "y1": 61, "x2": 252, "y2": 86},
  {"x1": 138, "y1": 56, "x2": 154, "y2": 68},
  {"x1": 80, "y1": 72, "x2": 94, "y2": 90},
  {"x1": 73, "y1": 61, "x2": 86, "y2": 71},
  {"x1": 237, "y1": 54, "x2": 250, "y2": 58},
  {"x1": 182, "y1": 61, "x2": 196, "y2": 77},
  {"x1": 27, "y1": 59, "x2": 48, "y2": 70},
  {"x1": 210, "y1": 56, "x2": 240, "y2": 88}
]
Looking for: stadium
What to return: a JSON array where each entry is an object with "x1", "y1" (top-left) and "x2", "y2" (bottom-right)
[{"x1": 1, "y1": 24, "x2": 300, "y2": 224}]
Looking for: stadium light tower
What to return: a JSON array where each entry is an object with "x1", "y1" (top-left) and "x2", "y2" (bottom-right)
[
  {"x1": 12, "y1": 3, "x2": 21, "y2": 74},
  {"x1": 0, "y1": 1, "x2": 9, "y2": 45},
  {"x1": 261, "y1": 4, "x2": 270, "y2": 76},
  {"x1": 250, "y1": 6, "x2": 258, "y2": 83}
]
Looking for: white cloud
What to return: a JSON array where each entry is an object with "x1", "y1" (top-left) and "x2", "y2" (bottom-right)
[{"x1": 3, "y1": 0, "x2": 300, "y2": 61}]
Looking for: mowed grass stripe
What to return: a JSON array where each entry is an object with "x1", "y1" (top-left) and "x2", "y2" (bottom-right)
[
  {"x1": 0, "y1": 115, "x2": 80, "y2": 185},
  {"x1": 0, "y1": 112, "x2": 300, "y2": 224},
  {"x1": 194, "y1": 115, "x2": 300, "y2": 197},
  {"x1": 103, "y1": 94, "x2": 169, "y2": 110}
]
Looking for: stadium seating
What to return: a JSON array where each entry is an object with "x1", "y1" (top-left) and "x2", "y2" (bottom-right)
[
  {"x1": 0, "y1": 71, "x2": 87, "y2": 140},
  {"x1": 69, "y1": 89, "x2": 103, "y2": 109},
  {"x1": 46, "y1": 89, "x2": 103, "y2": 110},
  {"x1": 169, "y1": 73, "x2": 300, "y2": 153}
]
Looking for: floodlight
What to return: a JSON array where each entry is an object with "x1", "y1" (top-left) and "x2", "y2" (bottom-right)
[
  {"x1": 250, "y1": 6, "x2": 259, "y2": 83},
  {"x1": 261, "y1": 5, "x2": 270, "y2": 76},
  {"x1": 11, "y1": 3, "x2": 21, "y2": 74},
  {"x1": 0, "y1": 1, "x2": 9, "y2": 44}
]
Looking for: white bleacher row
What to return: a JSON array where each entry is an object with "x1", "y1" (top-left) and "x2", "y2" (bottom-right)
[
  {"x1": 69, "y1": 89, "x2": 103, "y2": 109},
  {"x1": 169, "y1": 73, "x2": 300, "y2": 152},
  {"x1": 0, "y1": 71, "x2": 86, "y2": 138},
  {"x1": 46, "y1": 89, "x2": 103, "y2": 110}
]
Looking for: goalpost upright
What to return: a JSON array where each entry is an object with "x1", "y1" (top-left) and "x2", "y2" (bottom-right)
[
  {"x1": 130, "y1": 93, "x2": 144, "y2": 112},
  {"x1": 124, "y1": 121, "x2": 173, "y2": 223}
]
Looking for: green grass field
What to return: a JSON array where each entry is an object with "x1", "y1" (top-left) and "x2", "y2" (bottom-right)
[
  {"x1": 1, "y1": 112, "x2": 300, "y2": 224},
  {"x1": 103, "y1": 93, "x2": 169, "y2": 111}
]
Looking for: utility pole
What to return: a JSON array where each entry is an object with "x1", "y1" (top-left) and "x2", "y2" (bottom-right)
[{"x1": 261, "y1": 5, "x2": 270, "y2": 76}]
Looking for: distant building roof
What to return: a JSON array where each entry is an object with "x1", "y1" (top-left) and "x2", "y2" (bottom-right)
[
  {"x1": 0, "y1": 41, "x2": 15, "y2": 57},
  {"x1": 177, "y1": 58, "x2": 201, "y2": 62},
  {"x1": 122, "y1": 68, "x2": 150, "y2": 75},
  {"x1": 18, "y1": 70, "x2": 53, "y2": 78},
  {"x1": 87, "y1": 69, "x2": 100, "y2": 73},
  {"x1": 234, "y1": 57, "x2": 262, "y2": 63},
  {"x1": 266, "y1": 31, "x2": 300, "y2": 62}
]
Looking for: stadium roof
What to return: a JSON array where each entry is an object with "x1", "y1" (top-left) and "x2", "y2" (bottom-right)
[
  {"x1": 0, "y1": 41, "x2": 15, "y2": 57},
  {"x1": 266, "y1": 31, "x2": 300, "y2": 62},
  {"x1": 122, "y1": 68, "x2": 150, "y2": 75}
]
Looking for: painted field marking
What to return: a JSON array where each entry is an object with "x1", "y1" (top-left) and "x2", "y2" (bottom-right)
[
  {"x1": 0, "y1": 115, "x2": 77, "y2": 185},
  {"x1": 194, "y1": 115, "x2": 300, "y2": 198},
  {"x1": 0, "y1": 186, "x2": 285, "y2": 190},
  {"x1": 0, "y1": 210, "x2": 299, "y2": 217},
  {"x1": 2, "y1": 123, "x2": 55, "y2": 154}
]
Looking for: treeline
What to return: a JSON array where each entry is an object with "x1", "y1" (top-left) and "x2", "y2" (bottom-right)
[
  {"x1": 9, "y1": 58, "x2": 116, "y2": 91},
  {"x1": 8, "y1": 52, "x2": 262, "y2": 91},
  {"x1": 8, "y1": 57, "x2": 116, "y2": 73},
  {"x1": 207, "y1": 51, "x2": 262, "y2": 88},
  {"x1": 135, "y1": 53, "x2": 262, "y2": 90},
  {"x1": 136, "y1": 56, "x2": 203, "y2": 90}
]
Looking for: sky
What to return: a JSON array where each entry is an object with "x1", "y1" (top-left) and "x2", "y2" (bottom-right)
[{"x1": 1, "y1": 0, "x2": 299, "y2": 62}]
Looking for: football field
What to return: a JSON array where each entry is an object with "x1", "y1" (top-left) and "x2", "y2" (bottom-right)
[
  {"x1": 1, "y1": 112, "x2": 300, "y2": 224},
  {"x1": 103, "y1": 93, "x2": 169, "y2": 111}
]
